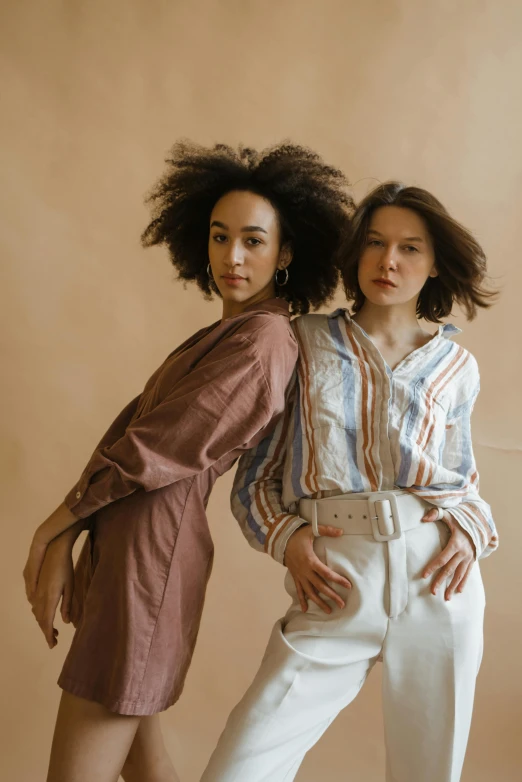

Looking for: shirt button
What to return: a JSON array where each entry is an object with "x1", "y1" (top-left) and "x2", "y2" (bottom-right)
[{"x1": 76, "y1": 491, "x2": 81, "y2": 499}]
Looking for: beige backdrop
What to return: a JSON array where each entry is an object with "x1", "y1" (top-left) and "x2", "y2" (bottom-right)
[{"x1": 2, "y1": 1, "x2": 521, "y2": 780}]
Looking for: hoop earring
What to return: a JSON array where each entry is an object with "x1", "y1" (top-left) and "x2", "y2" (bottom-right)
[
  {"x1": 207, "y1": 264, "x2": 214, "y2": 280},
  {"x1": 275, "y1": 267, "x2": 289, "y2": 286}
]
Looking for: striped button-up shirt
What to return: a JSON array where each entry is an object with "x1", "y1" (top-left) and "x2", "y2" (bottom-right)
[{"x1": 232, "y1": 309, "x2": 498, "y2": 565}]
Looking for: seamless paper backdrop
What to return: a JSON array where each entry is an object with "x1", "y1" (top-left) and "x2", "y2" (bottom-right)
[{"x1": 1, "y1": 1, "x2": 521, "y2": 780}]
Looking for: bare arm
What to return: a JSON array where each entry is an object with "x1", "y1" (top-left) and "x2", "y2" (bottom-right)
[{"x1": 23, "y1": 507, "x2": 86, "y2": 603}]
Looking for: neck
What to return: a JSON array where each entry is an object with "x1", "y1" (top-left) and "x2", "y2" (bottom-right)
[
  {"x1": 221, "y1": 286, "x2": 276, "y2": 322},
  {"x1": 352, "y1": 300, "x2": 423, "y2": 344}
]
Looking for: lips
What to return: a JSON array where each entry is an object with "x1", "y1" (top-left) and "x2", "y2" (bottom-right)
[
  {"x1": 373, "y1": 278, "x2": 396, "y2": 288},
  {"x1": 222, "y1": 275, "x2": 245, "y2": 280}
]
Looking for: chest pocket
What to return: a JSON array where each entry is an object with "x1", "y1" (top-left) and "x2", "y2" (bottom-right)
[
  {"x1": 404, "y1": 378, "x2": 449, "y2": 441},
  {"x1": 306, "y1": 355, "x2": 360, "y2": 432}
]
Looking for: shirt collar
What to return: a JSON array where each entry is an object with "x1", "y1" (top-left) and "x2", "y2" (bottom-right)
[
  {"x1": 438, "y1": 323, "x2": 462, "y2": 339},
  {"x1": 330, "y1": 307, "x2": 462, "y2": 338}
]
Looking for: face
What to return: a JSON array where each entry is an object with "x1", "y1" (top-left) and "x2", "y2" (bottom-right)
[
  {"x1": 357, "y1": 206, "x2": 437, "y2": 309},
  {"x1": 208, "y1": 190, "x2": 291, "y2": 310}
]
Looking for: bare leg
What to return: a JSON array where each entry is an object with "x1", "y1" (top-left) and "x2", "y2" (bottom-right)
[
  {"x1": 47, "y1": 691, "x2": 141, "y2": 782},
  {"x1": 121, "y1": 715, "x2": 180, "y2": 782}
]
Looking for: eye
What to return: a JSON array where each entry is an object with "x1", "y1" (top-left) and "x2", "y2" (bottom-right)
[
  {"x1": 404, "y1": 245, "x2": 420, "y2": 253},
  {"x1": 246, "y1": 237, "x2": 263, "y2": 246},
  {"x1": 367, "y1": 239, "x2": 383, "y2": 247},
  {"x1": 212, "y1": 234, "x2": 227, "y2": 243}
]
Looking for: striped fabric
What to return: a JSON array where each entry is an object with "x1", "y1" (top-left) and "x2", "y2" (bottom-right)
[{"x1": 231, "y1": 309, "x2": 497, "y2": 565}]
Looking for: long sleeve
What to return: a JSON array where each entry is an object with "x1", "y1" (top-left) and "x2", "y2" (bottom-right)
[
  {"x1": 65, "y1": 321, "x2": 296, "y2": 519},
  {"x1": 92, "y1": 394, "x2": 143, "y2": 451},
  {"x1": 231, "y1": 377, "x2": 306, "y2": 565},
  {"x1": 436, "y1": 361, "x2": 498, "y2": 559},
  {"x1": 86, "y1": 327, "x2": 216, "y2": 455}
]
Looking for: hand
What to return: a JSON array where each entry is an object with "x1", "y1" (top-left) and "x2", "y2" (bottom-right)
[
  {"x1": 23, "y1": 503, "x2": 81, "y2": 602},
  {"x1": 29, "y1": 531, "x2": 76, "y2": 649},
  {"x1": 23, "y1": 535, "x2": 49, "y2": 604},
  {"x1": 422, "y1": 508, "x2": 476, "y2": 600},
  {"x1": 284, "y1": 524, "x2": 352, "y2": 614}
]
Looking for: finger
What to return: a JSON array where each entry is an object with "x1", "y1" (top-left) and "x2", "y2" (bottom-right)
[
  {"x1": 23, "y1": 563, "x2": 37, "y2": 603},
  {"x1": 315, "y1": 562, "x2": 352, "y2": 590},
  {"x1": 61, "y1": 582, "x2": 73, "y2": 624},
  {"x1": 24, "y1": 544, "x2": 46, "y2": 599},
  {"x1": 423, "y1": 541, "x2": 457, "y2": 578},
  {"x1": 457, "y1": 562, "x2": 474, "y2": 593},
  {"x1": 303, "y1": 548, "x2": 351, "y2": 588},
  {"x1": 33, "y1": 604, "x2": 55, "y2": 648},
  {"x1": 421, "y1": 507, "x2": 441, "y2": 523},
  {"x1": 295, "y1": 580, "x2": 308, "y2": 613},
  {"x1": 39, "y1": 612, "x2": 57, "y2": 649},
  {"x1": 445, "y1": 560, "x2": 469, "y2": 601},
  {"x1": 309, "y1": 575, "x2": 345, "y2": 609},
  {"x1": 430, "y1": 553, "x2": 460, "y2": 595},
  {"x1": 316, "y1": 524, "x2": 343, "y2": 538},
  {"x1": 303, "y1": 582, "x2": 332, "y2": 615},
  {"x1": 37, "y1": 592, "x2": 62, "y2": 648},
  {"x1": 40, "y1": 620, "x2": 56, "y2": 649}
]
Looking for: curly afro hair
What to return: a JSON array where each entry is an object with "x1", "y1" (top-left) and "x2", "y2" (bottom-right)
[{"x1": 141, "y1": 141, "x2": 354, "y2": 314}]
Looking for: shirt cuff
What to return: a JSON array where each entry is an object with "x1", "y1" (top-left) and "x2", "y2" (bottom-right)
[
  {"x1": 64, "y1": 480, "x2": 95, "y2": 520},
  {"x1": 445, "y1": 505, "x2": 491, "y2": 560},
  {"x1": 268, "y1": 515, "x2": 310, "y2": 565}
]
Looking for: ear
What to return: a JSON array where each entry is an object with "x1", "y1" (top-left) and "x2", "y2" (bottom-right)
[
  {"x1": 278, "y1": 242, "x2": 293, "y2": 269},
  {"x1": 429, "y1": 265, "x2": 438, "y2": 278}
]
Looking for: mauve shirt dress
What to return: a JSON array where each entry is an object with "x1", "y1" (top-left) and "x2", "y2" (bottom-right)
[{"x1": 58, "y1": 298, "x2": 297, "y2": 715}]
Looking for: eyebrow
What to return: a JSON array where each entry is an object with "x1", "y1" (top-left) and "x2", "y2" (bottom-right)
[
  {"x1": 210, "y1": 220, "x2": 268, "y2": 234},
  {"x1": 368, "y1": 229, "x2": 425, "y2": 243}
]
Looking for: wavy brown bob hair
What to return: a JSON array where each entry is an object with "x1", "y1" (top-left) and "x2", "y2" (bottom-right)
[
  {"x1": 142, "y1": 141, "x2": 354, "y2": 315},
  {"x1": 339, "y1": 181, "x2": 496, "y2": 322}
]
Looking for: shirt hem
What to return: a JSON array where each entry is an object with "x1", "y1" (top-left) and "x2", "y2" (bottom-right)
[{"x1": 57, "y1": 673, "x2": 181, "y2": 716}]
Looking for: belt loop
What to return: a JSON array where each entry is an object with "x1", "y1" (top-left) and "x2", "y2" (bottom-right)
[{"x1": 311, "y1": 500, "x2": 320, "y2": 537}]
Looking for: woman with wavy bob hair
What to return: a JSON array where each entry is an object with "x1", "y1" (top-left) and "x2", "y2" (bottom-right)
[
  {"x1": 202, "y1": 181, "x2": 498, "y2": 782},
  {"x1": 339, "y1": 181, "x2": 495, "y2": 321},
  {"x1": 23, "y1": 141, "x2": 353, "y2": 782}
]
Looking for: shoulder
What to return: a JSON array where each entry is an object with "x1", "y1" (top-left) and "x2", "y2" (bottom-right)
[
  {"x1": 224, "y1": 313, "x2": 298, "y2": 403},
  {"x1": 441, "y1": 343, "x2": 480, "y2": 411},
  {"x1": 234, "y1": 312, "x2": 297, "y2": 356},
  {"x1": 207, "y1": 311, "x2": 296, "y2": 382},
  {"x1": 291, "y1": 312, "x2": 333, "y2": 341},
  {"x1": 460, "y1": 347, "x2": 479, "y2": 374},
  {"x1": 438, "y1": 324, "x2": 478, "y2": 376},
  {"x1": 440, "y1": 333, "x2": 479, "y2": 382},
  {"x1": 457, "y1": 348, "x2": 480, "y2": 390}
]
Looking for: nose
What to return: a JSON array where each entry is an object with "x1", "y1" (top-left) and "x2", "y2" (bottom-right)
[
  {"x1": 379, "y1": 248, "x2": 397, "y2": 271},
  {"x1": 224, "y1": 240, "x2": 245, "y2": 268}
]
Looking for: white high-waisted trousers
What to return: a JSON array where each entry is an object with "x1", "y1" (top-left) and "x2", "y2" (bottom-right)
[{"x1": 201, "y1": 492, "x2": 485, "y2": 782}]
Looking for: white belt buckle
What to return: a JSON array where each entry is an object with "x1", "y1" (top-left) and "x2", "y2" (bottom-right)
[{"x1": 367, "y1": 492, "x2": 402, "y2": 542}]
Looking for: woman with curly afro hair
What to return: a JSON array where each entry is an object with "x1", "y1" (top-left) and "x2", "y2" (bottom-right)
[{"x1": 23, "y1": 140, "x2": 353, "y2": 782}]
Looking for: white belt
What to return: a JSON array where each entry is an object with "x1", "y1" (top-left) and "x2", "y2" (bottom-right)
[{"x1": 298, "y1": 490, "x2": 428, "y2": 542}]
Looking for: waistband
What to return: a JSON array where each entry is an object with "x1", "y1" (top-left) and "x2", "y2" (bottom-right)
[{"x1": 298, "y1": 490, "x2": 428, "y2": 542}]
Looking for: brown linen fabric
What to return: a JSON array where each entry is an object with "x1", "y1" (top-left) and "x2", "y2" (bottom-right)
[{"x1": 57, "y1": 298, "x2": 297, "y2": 715}]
